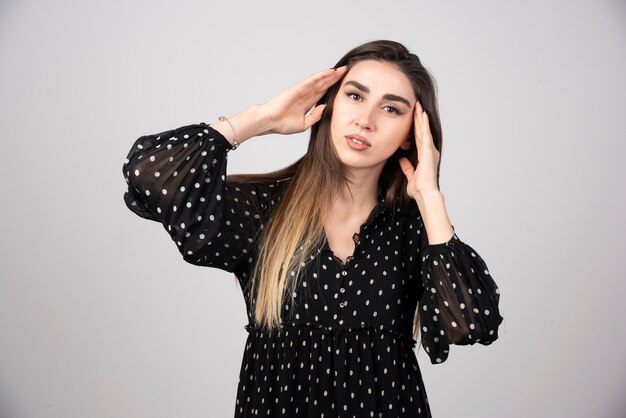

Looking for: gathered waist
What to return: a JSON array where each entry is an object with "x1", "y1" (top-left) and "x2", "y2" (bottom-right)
[{"x1": 244, "y1": 321, "x2": 417, "y2": 348}]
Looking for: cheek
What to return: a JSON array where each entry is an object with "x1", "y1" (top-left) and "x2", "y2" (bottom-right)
[
  {"x1": 329, "y1": 114, "x2": 343, "y2": 145},
  {"x1": 382, "y1": 121, "x2": 412, "y2": 150},
  {"x1": 329, "y1": 109, "x2": 348, "y2": 135},
  {"x1": 395, "y1": 118, "x2": 413, "y2": 139}
]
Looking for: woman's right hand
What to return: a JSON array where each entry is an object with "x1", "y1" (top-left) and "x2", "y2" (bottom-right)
[
  {"x1": 260, "y1": 66, "x2": 348, "y2": 135},
  {"x1": 206, "y1": 66, "x2": 348, "y2": 146}
]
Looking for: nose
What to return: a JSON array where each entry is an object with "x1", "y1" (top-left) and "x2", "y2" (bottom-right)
[{"x1": 356, "y1": 107, "x2": 375, "y2": 131}]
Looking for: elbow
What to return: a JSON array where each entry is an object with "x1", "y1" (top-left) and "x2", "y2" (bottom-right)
[
  {"x1": 468, "y1": 309, "x2": 504, "y2": 346},
  {"x1": 123, "y1": 157, "x2": 150, "y2": 201},
  {"x1": 442, "y1": 308, "x2": 503, "y2": 346},
  {"x1": 178, "y1": 237, "x2": 210, "y2": 267},
  {"x1": 478, "y1": 310, "x2": 504, "y2": 345},
  {"x1": 445, "y1": 321, "x2": 476, "y2": 346}
]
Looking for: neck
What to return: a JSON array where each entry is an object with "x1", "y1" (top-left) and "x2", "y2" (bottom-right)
[{"x1": 333, "y1": 167, "x2": 382, "y2": 211}]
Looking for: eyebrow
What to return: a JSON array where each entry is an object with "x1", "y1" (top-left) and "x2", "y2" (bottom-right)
[{"x1": 343, "y1": 80, "x2": 412, "y2": 107}]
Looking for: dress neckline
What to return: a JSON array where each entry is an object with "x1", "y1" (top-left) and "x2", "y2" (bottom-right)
[{"x1": 321, "y1": 191, "x2": 387, "y2": 267}]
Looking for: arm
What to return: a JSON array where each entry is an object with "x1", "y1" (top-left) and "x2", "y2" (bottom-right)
[
  {"x1": 414, "y1": 190, "x2": 455, "y2": 245},
  {"x1": 414, "y1": 194, "x2": 503, "y2": 364},
  {"x1": 399, "y1": 100, "x2": 503, "y2": 364},
  {"x1": 122, "y1": 67, "x2": 347, "y2": 271},
  {"x1": 209, "y1": 66, "x2": 349, "y2": 146},
  {"x1": 122, "y1": 121, "x2": 273, "y2": 273}
]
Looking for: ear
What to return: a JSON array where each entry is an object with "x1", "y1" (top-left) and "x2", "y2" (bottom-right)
[{"x1": 399, "y1": 137, "x2": 411, "y2": 151}]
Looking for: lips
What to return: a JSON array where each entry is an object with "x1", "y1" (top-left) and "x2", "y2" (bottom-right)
[{"x1": 346, "y1": 134, "x2": 371, "y2": 146}]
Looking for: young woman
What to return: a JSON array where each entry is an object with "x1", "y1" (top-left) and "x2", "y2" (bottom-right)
[{"x1": 122, "y1": 39, "x2": 503, "y2": 417}]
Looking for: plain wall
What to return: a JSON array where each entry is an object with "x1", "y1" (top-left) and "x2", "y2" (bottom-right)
[{"x1": 1, "y1": 0, "x2": 625, "y2": 417}]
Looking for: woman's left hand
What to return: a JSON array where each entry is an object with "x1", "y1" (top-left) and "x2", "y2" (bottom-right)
[{"x1": 398, "y1": 100, "x2": 441, "y2": 200}]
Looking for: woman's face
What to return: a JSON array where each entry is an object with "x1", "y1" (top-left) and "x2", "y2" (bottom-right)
[{"x1": 330, "y1": 60, "x2": 416, "y2": 176}]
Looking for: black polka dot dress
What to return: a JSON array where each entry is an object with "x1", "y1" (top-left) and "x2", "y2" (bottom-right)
[{"x1": 122, "y1": 123, "x2": 504, "y2": 417}]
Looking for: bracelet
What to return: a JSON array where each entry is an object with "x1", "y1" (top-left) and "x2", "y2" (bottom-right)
[{"x1": 218, "y1": 115, "x2": 240, "y2": 150}]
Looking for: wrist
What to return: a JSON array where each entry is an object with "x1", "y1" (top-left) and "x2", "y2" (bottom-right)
[
  {"x1": 414, "y1": 188, "x2": 444, "y2": 206},
  {"x1": 249, "y1": 104, "x2": 274, "y2": 136},
  {"x1": 211, "y1": 104, "x2": 274, "y2": 146},
  {"x1": 414, "y1": 190, "x2": 455, "y2": 245}
]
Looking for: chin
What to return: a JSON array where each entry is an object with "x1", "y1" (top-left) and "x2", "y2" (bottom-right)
[
  {"x1": 336, "y1": 153, "x2": 379, "y2": 170},
  {"x1": 331, "y1": 136, "x2": 378, "y2": 166}
]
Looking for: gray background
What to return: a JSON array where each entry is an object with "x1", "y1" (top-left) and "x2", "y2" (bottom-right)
[{"x1": 1, "y1": 0, "x2": 624, "y2": 417}]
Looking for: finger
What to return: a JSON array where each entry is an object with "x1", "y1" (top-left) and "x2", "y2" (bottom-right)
[
  {"x1": 304, "y1": 104, "x2": 327, "y2": 129},
  {"x1": 398, "y1": 156, "x2": 415, "y2": 179},
  {"x1": 297, "y1": 79, "x2": 337, "y2": 113},
  {"x1": 291, "y1": 66, "x2": 347, "y2": 109},
  {"x1": 306, "y1": 66, "x2": 347, "y2": 88},
  {"x1": 417, "y1": 101, "x2": 428, "y2": 129},
  {"x1": 414, "y1": 103, "x2": 423, "y2": 126},
  {"x1": 310, "y1": 65, "x2": 347, "y2": 87},
  {"x1": 312, "y1": 68, "x2": 347, "y2": 94},
  {"x1": 309, "y1": 86, "x2": 334, "y2": 105},
  {"x1": 422, "y1": 111, "x2": 430, "y2": 139},
  {"x1": 413, "y1": 106, "x2": 423, "y2": 146}
]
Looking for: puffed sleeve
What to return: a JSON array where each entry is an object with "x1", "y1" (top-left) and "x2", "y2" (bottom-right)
[
  {"x1": 122, "y1": 122, "x2": 269, "y2": 274},
  {"x1": 415, "y1": 219, "x2": 503, "y2": 364}
]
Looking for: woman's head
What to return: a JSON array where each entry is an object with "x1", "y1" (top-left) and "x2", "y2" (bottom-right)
[
  {"x1": 309, "y1": 39, "x2": 443, "y2": 206},
  {"x1": 329, "y1": 59, "x2": 416, "y2": 176}
]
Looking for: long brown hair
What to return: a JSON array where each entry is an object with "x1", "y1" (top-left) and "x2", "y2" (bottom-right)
[{"x1": 227, "y1": 39, "x2": 443, "y2": 348}]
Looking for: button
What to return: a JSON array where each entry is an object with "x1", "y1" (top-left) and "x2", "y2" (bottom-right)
[
  {"x1": 341, "y1": 271, "x2": 347, "y2": 276},
  {"x1": 340, "y1": 287, "x2": 345, "y2": 293}
]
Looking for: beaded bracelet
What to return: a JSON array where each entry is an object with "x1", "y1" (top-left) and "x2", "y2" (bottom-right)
[{"x1": 218, "y1": 115, "x2": 240, "y2": 150}]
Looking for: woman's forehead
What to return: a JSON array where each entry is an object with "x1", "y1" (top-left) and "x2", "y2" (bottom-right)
[{"x1": 342, "y1": 60, "x2": 415, "y2": 101}]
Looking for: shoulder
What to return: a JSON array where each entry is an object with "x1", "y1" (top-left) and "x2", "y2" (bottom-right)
[
  {"x1": 385, "y1": 194, "x2": 423, "y2": 224},
  {"x1": 225, "y1": 176, "x2": 291, "y2": 213},
  {"x1": 226, "y1": 172, "x2": 291, "y2": 190},
  {"x1": 383, "y1": 204, "x2": 428, "y2": 250}
]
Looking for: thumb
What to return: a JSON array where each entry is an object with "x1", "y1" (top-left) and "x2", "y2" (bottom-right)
[
  {"x1": 304, "y1": 104, "x2": 326, "y2": 129},
  {"x1": 398, "y1": 157, "x2": 415, "y2": 180}
]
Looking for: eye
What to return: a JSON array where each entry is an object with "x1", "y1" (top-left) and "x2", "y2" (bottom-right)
[
  {"x1": 346, "y1": 91, "x2": 362, "y2": 101},
  {"x1": 383, "y1": 105, "x2": 401, "y2": 115}
]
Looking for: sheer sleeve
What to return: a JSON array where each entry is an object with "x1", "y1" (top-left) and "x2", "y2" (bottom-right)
[
  {"x1": 122, "y1": 122, "x2": 271, "y2": 274},
  {"x1": 413, "y1": 218, "x2": 504, "y2": 364}
]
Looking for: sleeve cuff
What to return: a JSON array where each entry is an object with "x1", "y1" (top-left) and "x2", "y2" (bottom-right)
[
  {"x1": 200, "y1": 122, "x2": 234, "y2": 151},
  {"x1": 424, "y1": 226, "x2": 460, "y2": 257}
]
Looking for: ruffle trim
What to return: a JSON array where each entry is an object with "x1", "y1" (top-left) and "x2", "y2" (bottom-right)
[{"x1": 244, "y1": 322, "x2": 417, "y2": 348}]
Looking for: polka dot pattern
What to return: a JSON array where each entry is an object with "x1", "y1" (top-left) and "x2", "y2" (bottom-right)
[{"x1": 123, "y1": 123, "x2": 504, "y2": 417}]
